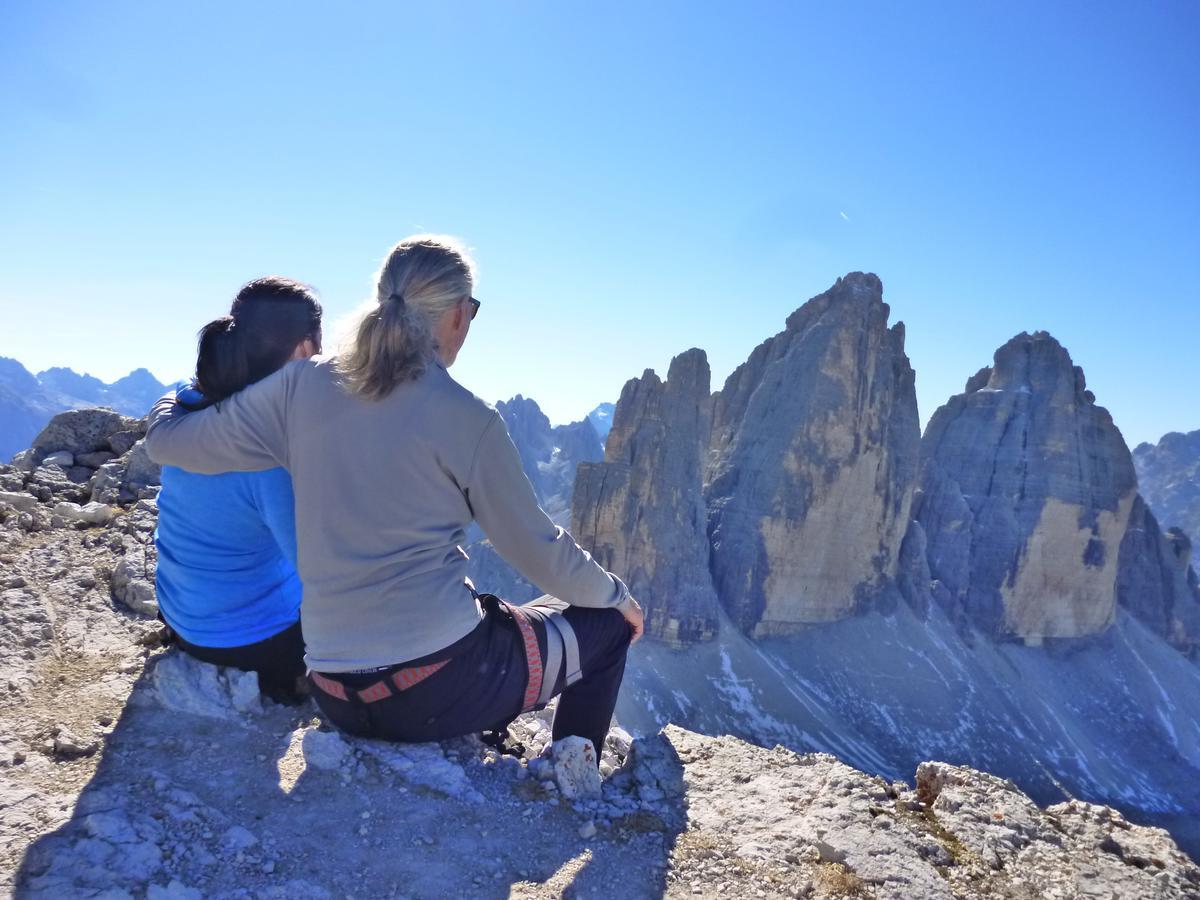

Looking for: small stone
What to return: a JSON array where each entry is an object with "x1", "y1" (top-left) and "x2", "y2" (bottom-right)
[
  {"x1": 76, "y1": 450, "x2": 117, "y2": 468},
  {"x1": 579, "y1": 821, "x2": 597, "y2": 839},
  {"x1": 52, "y1": 725, "x2": 99, "y2": 758},
  {"x1": 552, "y1": 736, "x2": 602, "y2": 800},
  {"x1": 302, "y1": 729, "x2": 349, "y2": 771}
]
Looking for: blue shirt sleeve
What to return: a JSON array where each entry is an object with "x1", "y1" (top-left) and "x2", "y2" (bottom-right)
[{"x1": 250, "y1": 468, "x2": 299, "y2": 570}]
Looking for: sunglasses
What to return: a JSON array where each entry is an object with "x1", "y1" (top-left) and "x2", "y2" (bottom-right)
[{"x1": 468, "y1": 296, "x2": 481, "y2": 320}]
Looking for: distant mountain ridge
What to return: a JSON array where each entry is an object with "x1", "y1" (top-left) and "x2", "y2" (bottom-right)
[
  {"x1": 1135, "y1": 429, "x2": 1200, "y2": 547},
  {"x1": 463, "y1": 395, "x2": 606, "y2": 602},
  {"x1": 0, "y1": 358, "x2": 172, "y2": 462}
]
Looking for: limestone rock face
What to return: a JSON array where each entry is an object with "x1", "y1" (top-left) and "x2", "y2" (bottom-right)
[
  {"x1": 705, "y1": 273, "x2": 920, "y2": 635},
  {"x1": 917, "y1": 331, "x2": 1158, "y2": 642},
  {"x1": 1134, "y1": 428, "x2": 1200, "y2": 543},
  {"x1": 570, "y1": 273, "x2": 920, "y2": 641},
  {"x1": 572, "y1": 350, "x2": 720, "y2": 645},
  {"x1": 1117, "y1": 496, "x2": 1200, "y2": 656}
]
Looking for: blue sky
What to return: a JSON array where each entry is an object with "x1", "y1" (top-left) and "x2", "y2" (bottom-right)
[{"x1": 1, "y1": 1, "x2": 1196, "y2": 446}]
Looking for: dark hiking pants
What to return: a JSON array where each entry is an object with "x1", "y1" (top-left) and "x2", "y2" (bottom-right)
[
  {"x1": 310, "y1": 598, "x2": 632, "y2": 755},
  {"x1": 169, "y1": 619, "x2": 308, "y2": 705}
]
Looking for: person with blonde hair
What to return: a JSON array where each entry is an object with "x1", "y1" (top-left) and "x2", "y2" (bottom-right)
[{"x1": 144, "y1": 235, "x2": 643, "y2": 755}]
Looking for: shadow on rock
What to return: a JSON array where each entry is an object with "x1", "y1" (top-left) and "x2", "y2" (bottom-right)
[{"x1": 15, "y1": 649, "x2": 685, "y2": 899}]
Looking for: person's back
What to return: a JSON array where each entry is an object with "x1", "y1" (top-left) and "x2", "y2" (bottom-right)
[
  {"x1": 156, "y1": 462, "x2": 300, "y2": 647},
  {"x1": 152, "y1": 277, "x2": 322, "y2": 703},
  {"x1": 284, "y1": 358, "x2": 490, "y2": 669}
]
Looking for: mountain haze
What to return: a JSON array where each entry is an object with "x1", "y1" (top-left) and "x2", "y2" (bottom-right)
[{"x1": 0, "y1": 358, "x2": 171, "y2": 462}]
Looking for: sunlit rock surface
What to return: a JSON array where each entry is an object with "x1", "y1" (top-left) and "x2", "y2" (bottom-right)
[{"x1": 573, "y1": 349, "x2": 721, "y2": 645}]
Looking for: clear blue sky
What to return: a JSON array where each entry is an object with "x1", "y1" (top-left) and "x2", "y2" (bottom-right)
[{"x1": 1, "y1": 1, "x2": 1196, "y2": 446}]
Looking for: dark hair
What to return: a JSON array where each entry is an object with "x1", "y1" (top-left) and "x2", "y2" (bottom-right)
[{"x1": 194, "y1": 276, "x2": 323, "y2": 403}]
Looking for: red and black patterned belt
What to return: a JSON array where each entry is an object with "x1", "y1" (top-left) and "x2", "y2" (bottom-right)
[{"x1": 308, "y1": 660, "x2": 450, "y2": 704}]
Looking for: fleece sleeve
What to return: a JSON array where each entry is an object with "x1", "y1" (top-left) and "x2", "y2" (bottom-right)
[
  {"x1": 465, "y1": 412, "x2": 629, "y2": 609},
  {"x1": 144, "y1": 364, "x2": 294, "y2": 474}
]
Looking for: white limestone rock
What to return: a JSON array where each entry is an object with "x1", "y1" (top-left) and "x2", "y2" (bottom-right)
[
  {"x1": 52, "y1": 501, "x2": 115, "y2": 526},
  {"x1": 111, "y1": 545, "x2": 157, "y2": 616},
  {"x1": 0, "y1": 491, "x2": 39, "y2": 513},
  {"x1": 301, "y1": 729, "x2": 349, "y2": 771},
  {"x1": 552, "y1": 736, "x2": 601, "y2": 800},
  {"x1": 150, "y1": 652, "x2": 261, "y2": 721}
]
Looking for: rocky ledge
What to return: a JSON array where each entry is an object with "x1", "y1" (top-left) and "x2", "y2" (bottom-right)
[{"x1": 1, "y1": 412, "x2": 1198, "y2": 898}]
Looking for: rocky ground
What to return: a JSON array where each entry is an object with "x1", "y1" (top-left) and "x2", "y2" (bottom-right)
[{"x1": 2, "y1": 413, "x2": 1199, "y2": 898}]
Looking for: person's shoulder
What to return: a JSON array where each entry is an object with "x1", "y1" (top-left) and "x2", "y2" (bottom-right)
[
  {"x1": 424, "y1": 364, "x2": 497, "y2": 429},
  {"x1": 281, "y1": 357, "x2": 324, "y2": 383}
]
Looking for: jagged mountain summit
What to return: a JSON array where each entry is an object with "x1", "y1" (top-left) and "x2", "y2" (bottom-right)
[
  {"x1": 574, "y1": 272, "x2": 919, "y2": 640},
  {"x1": 915, "y1": 331, "x2": 1200, "y2": 655},
  {"x1": 586, "y1": 402, "x2": 616, "y2": 443},
  {"x1": 495, "y1": 394, "x2": 603, "y2": 524},
  {"x1": 571, "y1": 272, "x2": 1200, "y2": 859},
  {"x1": 0, "y1": 357, "x2": 171, "y2": 462},
  {"x1": 574, "y1": 349, "x2": 721, "y2": 645},
  {"x1": 1134, "y1": 427, "x2": 1200, "y2": 545}
]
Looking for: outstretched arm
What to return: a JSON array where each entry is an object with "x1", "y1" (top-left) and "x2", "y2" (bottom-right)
[
  {"x1": 144, "y1": 363, "x2": 296, "y2": 474},
  {"x1": 466, "y1": 412, "x2": 631, "y2": 609}
]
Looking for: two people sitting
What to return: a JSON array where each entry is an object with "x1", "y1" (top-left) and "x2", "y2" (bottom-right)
[{"x1": 148, "y1": 235, "x2": 643, "y2": 756}]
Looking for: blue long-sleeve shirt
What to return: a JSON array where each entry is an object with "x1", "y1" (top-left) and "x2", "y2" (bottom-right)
[{"x1": 153, "y1": 390, "x2": 302, "y2": 648}]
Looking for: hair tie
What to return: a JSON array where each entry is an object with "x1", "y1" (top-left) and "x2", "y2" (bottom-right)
[{"x1": 388, "y1": 292, "x2": 406, "y2": 307}]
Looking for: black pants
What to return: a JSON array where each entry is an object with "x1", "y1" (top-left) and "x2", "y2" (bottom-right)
[
  {"x1": 311, "y1": 600, "x2": 632, "y2": 755},
  {"x1": 170, "y1": 619, "x2": 308, "y2": 705}
]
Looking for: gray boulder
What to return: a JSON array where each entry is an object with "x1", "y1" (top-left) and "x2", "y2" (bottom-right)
[
  {"x1": 106, "y1": 429, "x2": 141, "y2": 457},
  {"x1": 32, "y1": 409, "x2": 139, "y2": 461},
  {"x1": 0, "y1": 491, "x2": 38, "y2": 513},
  {"x1": 75, "y1": 450, "x2": 116, "y2": 469},
  {"x1": 122, "y1": 440, "x2": 161, "y2": 493},
  {"x1": 572, "y1": 349, "x2": 721, "y2": 645}
]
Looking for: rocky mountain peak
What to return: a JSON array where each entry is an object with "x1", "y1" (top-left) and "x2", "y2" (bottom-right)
[
  {"x1": 0, "y1": 360, "x2": 171, "y2": 462},
  {"x1": 572, "y1": 349, "x2": 721, "y2": 646},
  {"x1": 573, "y1": 274, "x2": 921, "y2": 640},
  {"x1": 915, "y1": 329, "x2": 1200, "y2": 647},
  {"x1": 1133, "y1": 427, "x2": 1200, "y2": 552},
  {"x1": 0, "y1": 357, "x2": 40, "y2": 393},
  {"x1": 706, "y1": 273, "x2": 920, "y2": 635},
  {"x1": 977, "y1": 330, "x2": 1095, "y2": 406}
]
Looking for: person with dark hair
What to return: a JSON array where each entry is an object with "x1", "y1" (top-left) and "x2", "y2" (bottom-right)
[
  {"x1": 154, "y1": 276, "x2": 322, "y2": 704},
  {"x1": 145, "y1": 236, "x2": 643, "y2": 759}
]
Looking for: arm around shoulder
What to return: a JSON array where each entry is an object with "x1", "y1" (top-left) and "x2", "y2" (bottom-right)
[{"x1": 144, "y1": 365, "x2": 296, "y2": 474}]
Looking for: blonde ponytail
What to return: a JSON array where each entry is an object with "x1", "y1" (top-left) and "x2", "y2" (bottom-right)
[{"x1": 337, "y1": 235, "x2": 475, "y2": 400}]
